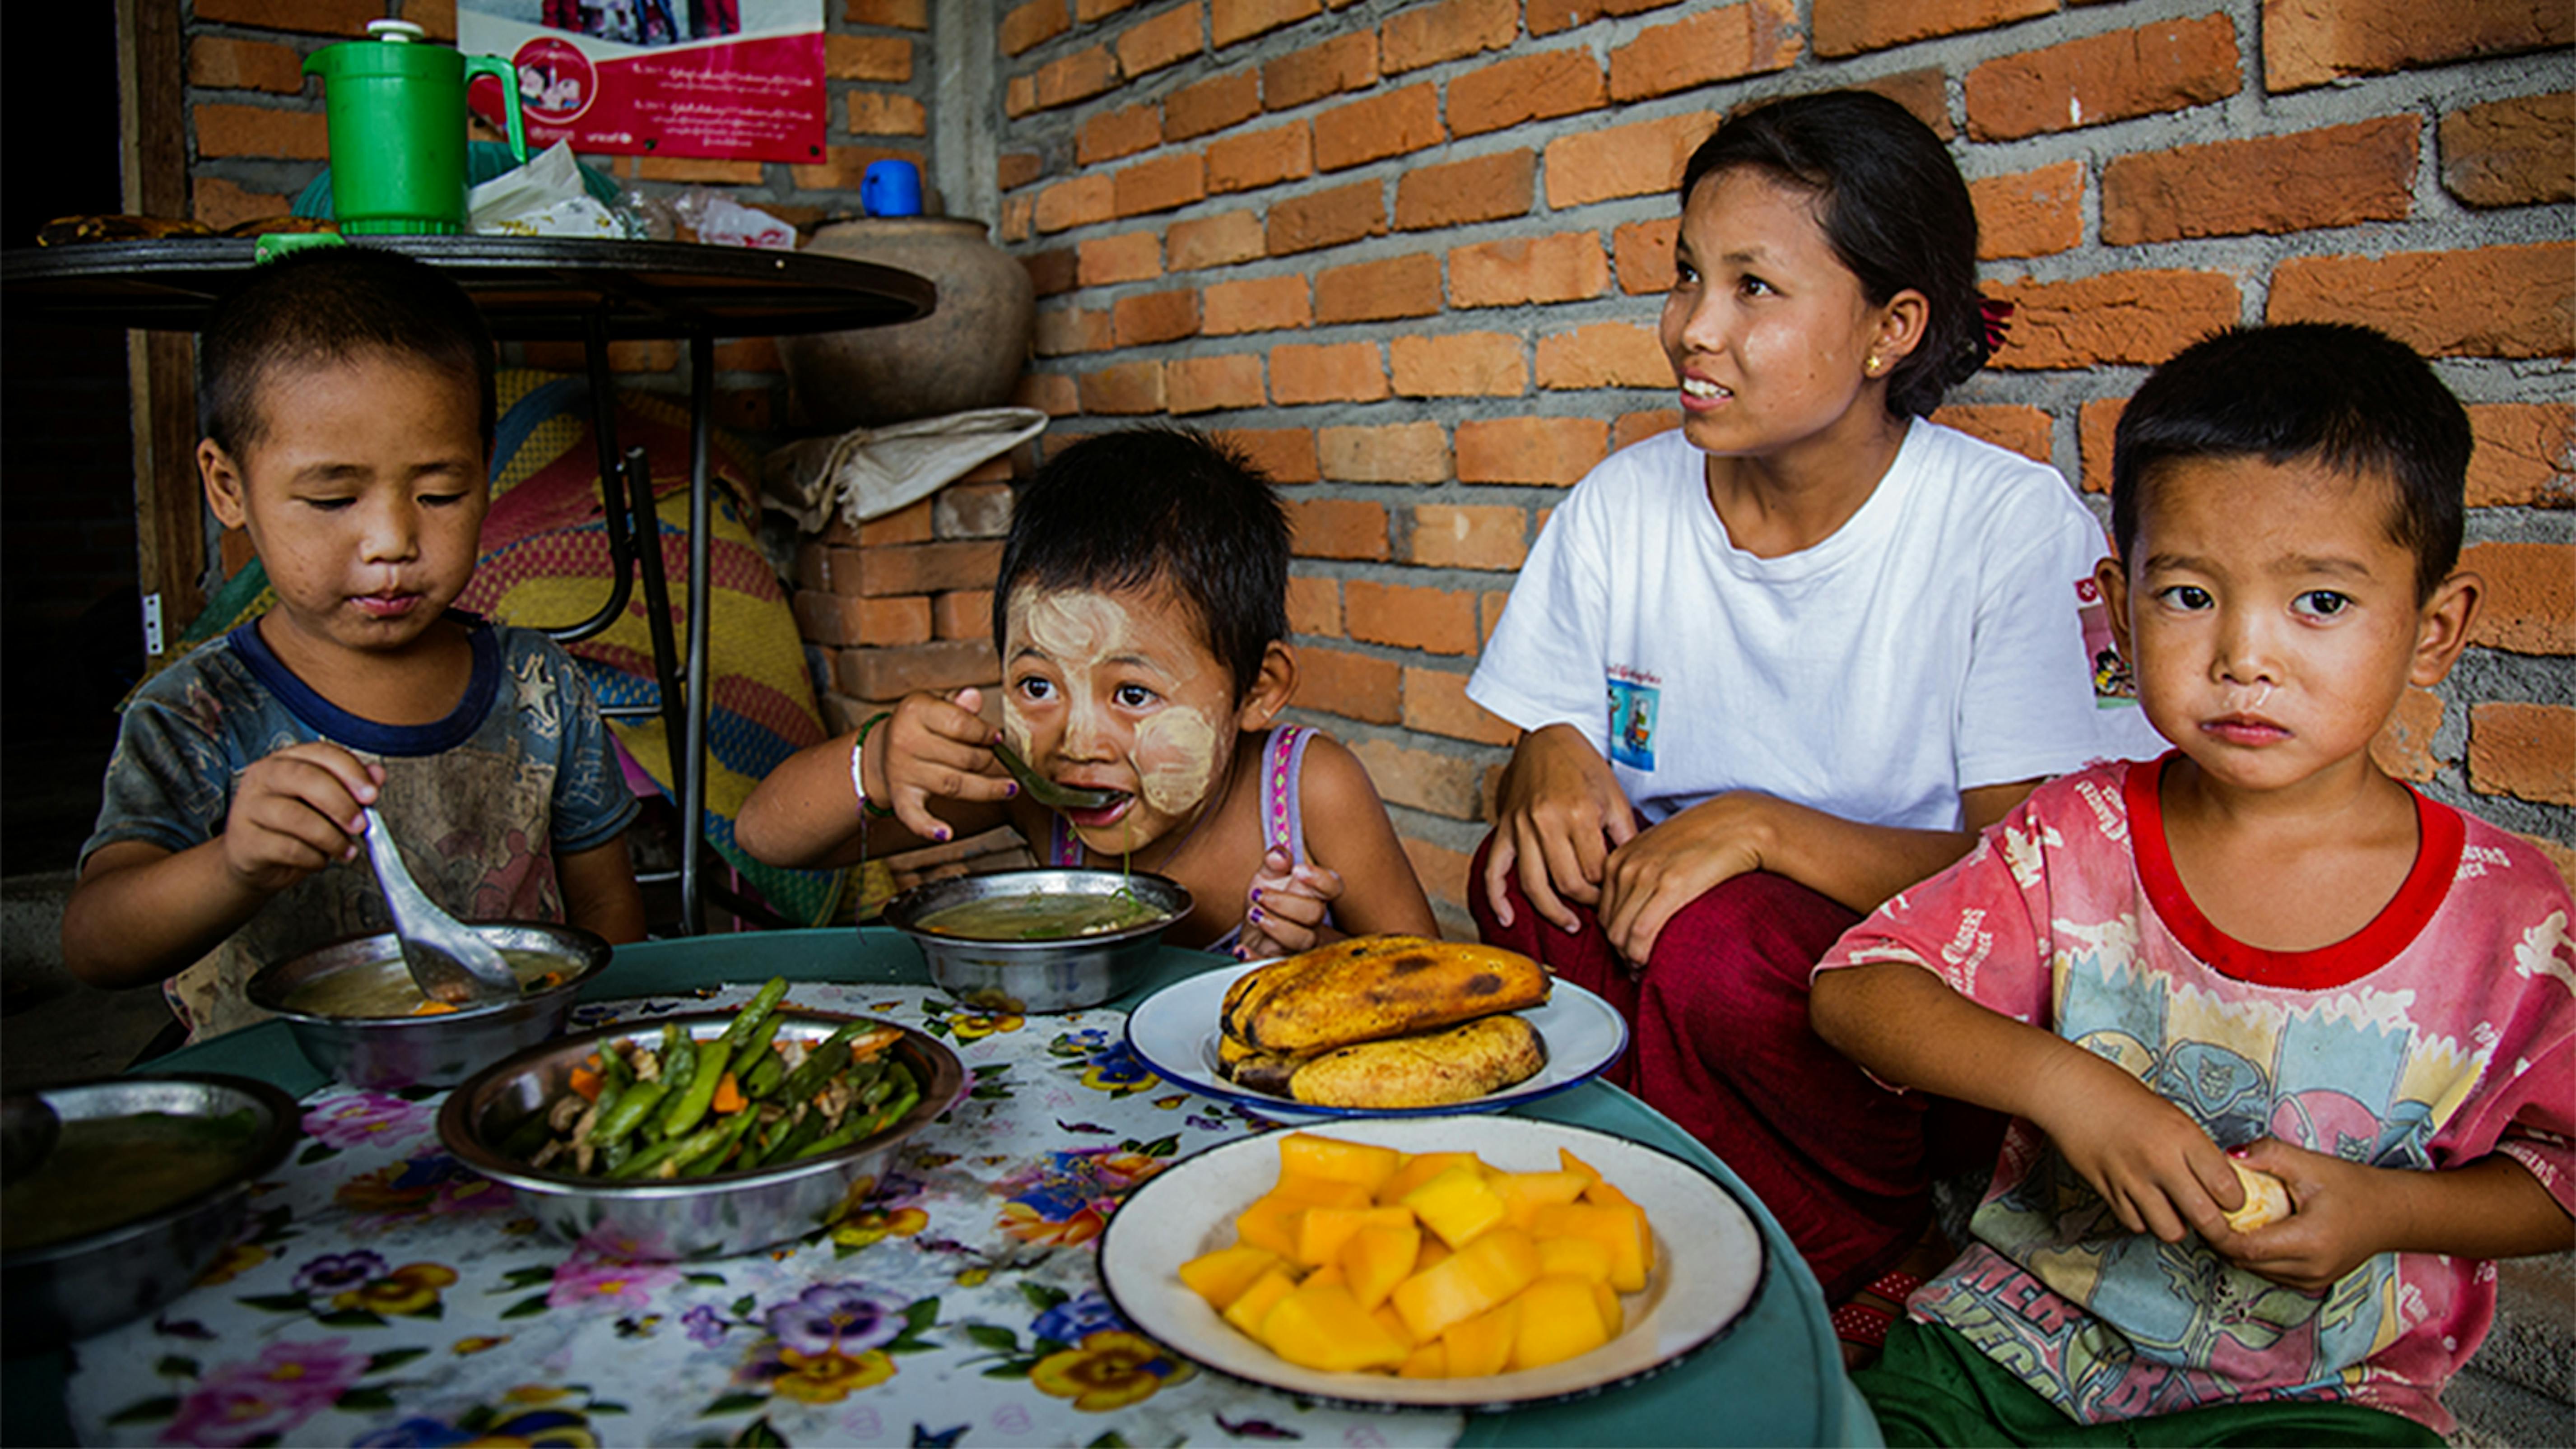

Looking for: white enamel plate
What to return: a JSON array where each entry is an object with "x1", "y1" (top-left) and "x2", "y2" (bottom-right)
[
  {"x1": 1096, "y1": 1116, "x2": 1767, "y2": 1412},
  {"x1": 1123, "y1": 960, "x2": 1629, "y2": 1120}
]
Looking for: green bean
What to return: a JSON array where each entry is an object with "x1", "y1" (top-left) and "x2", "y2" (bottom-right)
[
  {"x1": 659, "y1": 1023, "x2": 697, "y2": 1099},
  {"x1": 780, "y1": 1040, "x2": 851, "y2": 1104},
  {"x1": 605, "y1": 1132, "x2": 689, "y2": 1180},
  {"x1": 679, "y1": 1105, "x2": 763, "y2": 1177},
  {"x1": 793, "y1": 1086, "x2": 917, "y2": 1161},
  {"x1": 590, "y1": 1079, "x2": 668, "y2": 1149},
  {"x1": 660, "y1": 1038, "x2": 732, "y2": 1138},
  {"x1": 742, "y1": 1044, "x2": 786, "y2": 1101},
  {"x1": 498, "y1": 1105, "x2": 554, "y2": 1162},
  {"x1": 724, "y1": 977, "x2": 790, "y2": 1049}
]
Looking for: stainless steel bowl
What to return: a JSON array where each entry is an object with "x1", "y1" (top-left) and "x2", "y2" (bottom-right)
[
  {"x1": 1, "y1": 1074, "x2": 299, "y2": 1355},
  {"x1": 247, "y1": 922, "x2": 611, "y2": 1090},
  {"x1": 883, "y1": 868, "x2": 1191, "y2": 1014},
  {"x1": 439, "y1": 1010, "x2": 966, "y2": 1260}
]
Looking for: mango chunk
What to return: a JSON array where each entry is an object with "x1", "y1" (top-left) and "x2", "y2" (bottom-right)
[
  {"x1": 1261, "y1": 1283, "x2": 1410, "y2": 1373},
  {"x1": 1440, "y1": 1296, "x2": 1521, "y2": 1378},
  {"x1": 1531, "y1": 1200, "x2": 1650, "y2": 1293},
  {"x1": 1179, "y1": 1244, "x2": 1285, "y2": 1310},
  {"x1": 1370, "y1": 1300, "x2": 1418, "y2": 1349},
  {"x1": 1398, "y1": 1341, "x2": 1448, "y2": 1379},
  {"x1": 1401, "y1": 1164, "x2": 1508, "y2": 1249},
  {"x1": 1340, "y1": 1221, "x2": 1422, "y2": 1311},
  {"x1": 1222, "y1": 1265, "x2": 1300, "y2": 1338},
  {"x1": 1302, "y1": 1260, "x2": 1346, "y2": 1291},
  {"x1": 1376, "y1": 1151, "x2": 1480, "y2": 1204},
  {"x1": 1279, "y1": 1133, "x2": 1404, "y2": 1193},
  {"x1": 1272, "y1": 1172, "x2": 1375, "y2": 1209},
  {"x1": 1296, "y1": 1205, "x2": 1416, "y2": 1269},
  {"x1": 1509, "y1": 1274, "x2": 1611, "y2": 1370},
  {"x1": 1557, "y1": 1146, "x2": 1603, "y2": 1189},
  {"x1": 1592, "y1": 1280, "x2": 1623, "y2": 1337},
  {"x1": 1389, "y1": 1226, "x2": 1538, "y2": 1341},
  {"x1": 1234, "y1": 1192, "x2": 1308, "y2": 1259},
  {"x1": 1495, "y1": 1170, "x2": 1588, "y2": 1229},
  {"x1": 1534, "y1": 1233, "x2": 1613, "y2": 1285}
]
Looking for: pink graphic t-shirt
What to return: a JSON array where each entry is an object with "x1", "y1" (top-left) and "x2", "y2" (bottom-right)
[{"x1": 1815, "y1": 757, "x2": 2576, "y2": 1432}]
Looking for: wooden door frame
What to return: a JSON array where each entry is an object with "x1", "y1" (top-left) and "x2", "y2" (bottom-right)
[{"x1": 115, "y1": 0, "x2": 205, "y2": 663}]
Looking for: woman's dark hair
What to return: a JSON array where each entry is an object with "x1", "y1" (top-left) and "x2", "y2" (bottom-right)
[
  {"x1": 2112, "y1": 324, "x2": 2470, "y2": 603},
  {"x1": 993, "y1": 427, "x2": 1291, "y2": 701},
  {"x1": 198, "y1": 244, "x2": 497, "y2": 460},
  {"x1": 1678, "y1": 90, "x2": 1989, "y2": 418}
]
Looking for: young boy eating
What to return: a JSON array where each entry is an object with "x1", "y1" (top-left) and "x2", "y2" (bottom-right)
[
  {"x1": 1809, "y1": 324, "x2": 2572, "y2": 1443},
  {"x1": 63, "y1": 246, "x2": 644, "y2": 1041},
  {"x1": 739, "y1": 426, "x2": 1436, "y2": 955}
]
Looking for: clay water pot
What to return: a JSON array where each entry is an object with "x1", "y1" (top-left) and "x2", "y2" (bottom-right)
[{"x1": 781, "y1": 217, "x2": 1035, "y2": 429}]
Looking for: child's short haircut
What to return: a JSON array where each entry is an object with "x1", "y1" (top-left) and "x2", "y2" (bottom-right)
[
  {"x1": 198, "y1": 244, "x2": 498, "y2": 461},
  {"x1": 992, "y1": 427, "x2": 1290, "y2": 701},
  {"x1": 2112, "y1": 323, "x2": 2470, "y2": 602},
  {"x1": 1680, "y1": 89, "x2": 1990, "y2": 419}
]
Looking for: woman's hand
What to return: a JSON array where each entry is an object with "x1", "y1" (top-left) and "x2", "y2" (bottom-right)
[
  {"x1": 874, "y1": 687, "x2": 1015, "y2": 843},
  {"x1": 1234, "y1": 845, "x2": 1344, "y2": 959},
  {"x1": 1483, "y1": 724, "x2": 1637, "y2": 935},
  {"x1": 2204, "y1": 1139, "x2": 2402, "y2": 1291},
  {"x1": 225, "y1": 743, "x2": 386, "y2": 892},
  {"x1": 1595, "y1": 792, "x2": 1781, "y2": 963}
]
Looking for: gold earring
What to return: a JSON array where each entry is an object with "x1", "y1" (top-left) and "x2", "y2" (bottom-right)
[{"x1": 1865, "y1": 355, "x2": 1882, "y2": 376}]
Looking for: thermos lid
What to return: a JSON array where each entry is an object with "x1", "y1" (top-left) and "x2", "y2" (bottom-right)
[{"x1": 367, "y1": 19, "x2": 427, "y2": 42}]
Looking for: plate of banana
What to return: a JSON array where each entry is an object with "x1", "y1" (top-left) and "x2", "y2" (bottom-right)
[{"x1": 1127, "y1": 935, "x2": 1627, "y2": 1118}]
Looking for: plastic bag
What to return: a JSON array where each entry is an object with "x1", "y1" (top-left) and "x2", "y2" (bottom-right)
[
  {"x1": 468, "y1": 141, "x2": 629, "y2": 238},
  {"x1": 670, "y1": 188, "x2": 796, "y2": 250}
]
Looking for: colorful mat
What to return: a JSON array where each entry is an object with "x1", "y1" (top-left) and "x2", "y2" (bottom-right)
[{"x1": 175, "y1": 369, "x2": 842, "y2": 927}]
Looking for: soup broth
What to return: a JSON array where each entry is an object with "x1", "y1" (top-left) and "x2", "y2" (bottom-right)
[
  {"x1": 1, "y1": 1110, "x2": 261, "y2": 1253},
  {"x1": 282, "y1": 947, "x2": 575, "y2": 1018},
  {"x1": 916, "y1": 892, "x2": 1164, "y2": 942}
]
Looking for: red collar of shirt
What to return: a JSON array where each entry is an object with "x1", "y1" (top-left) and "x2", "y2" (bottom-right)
[{"x1": 2123, "y1": 753, "x2": 2463, "y2": 989}]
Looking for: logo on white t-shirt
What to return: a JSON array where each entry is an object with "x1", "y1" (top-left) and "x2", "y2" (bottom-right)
[{"x1": 1607, "y1": 665, "x2": 1660, "y2": 771}]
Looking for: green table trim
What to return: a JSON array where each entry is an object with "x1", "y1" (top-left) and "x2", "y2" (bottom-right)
[{"x1": 7, "y1": 929, "x2": 1878, "y2": 1447}]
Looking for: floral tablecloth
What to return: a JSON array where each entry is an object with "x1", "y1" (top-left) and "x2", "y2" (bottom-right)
[{"x1": 64, "y1": 982, "x2": 1461, "y2": 1449}]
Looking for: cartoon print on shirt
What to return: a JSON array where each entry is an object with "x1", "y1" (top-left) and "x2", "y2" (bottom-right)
[{"x1": 1606, "y1": 665, "x2": 1660, "y2": 771}]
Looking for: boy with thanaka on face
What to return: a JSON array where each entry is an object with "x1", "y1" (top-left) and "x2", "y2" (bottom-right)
[
  {"x1": 62, "y1": 246, "x2": 646, "y2": 1041},
  {"x1": 739, "y1": 427, "x2": 1437, "y2": 956},
  {"x1": 1808, "y1": 325, "x2": 2573, "y2": 1444}
]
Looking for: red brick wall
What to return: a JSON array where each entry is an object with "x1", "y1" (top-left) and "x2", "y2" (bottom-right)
[{"x1": 990, "y1": 0, "x2": 2575, "y2": 921}]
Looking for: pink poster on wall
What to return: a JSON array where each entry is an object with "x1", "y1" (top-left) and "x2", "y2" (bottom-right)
[{"x1": 460, "y1": 0, "x2": 825, "y2": 164}]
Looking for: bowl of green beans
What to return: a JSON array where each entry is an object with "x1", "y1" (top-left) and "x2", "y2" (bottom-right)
[{"x1": 436, "y1": 980, "x2": 966, "y2": 1259}]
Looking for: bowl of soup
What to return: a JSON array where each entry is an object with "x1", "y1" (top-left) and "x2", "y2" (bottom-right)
[
  {"x1": 1, "y1": 1074, "x2": 299, "y2": 1354},
  {"x1": 246, "y1": 922, "x2": 612, "y2": 1089},
  {"x1": 884, "y1": 868, "x2": 1191, "y2": 1013}
]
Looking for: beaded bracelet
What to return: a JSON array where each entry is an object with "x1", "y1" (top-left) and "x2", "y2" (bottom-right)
[{"x1": 849, "y1": 711, "x2": 895, "y2": 819}]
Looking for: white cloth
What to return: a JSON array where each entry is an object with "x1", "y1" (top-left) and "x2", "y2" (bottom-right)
[
  {"x1": 1467, "y1": 420, "x2": 2164, "y2": 831},
  {"x1": 762, "y1": 406, "x2": 1049, "y2": 533}
]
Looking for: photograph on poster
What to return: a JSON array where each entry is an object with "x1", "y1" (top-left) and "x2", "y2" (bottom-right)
[{"x1": 463, "y1": 0, "x2": 822, "y2": 162}]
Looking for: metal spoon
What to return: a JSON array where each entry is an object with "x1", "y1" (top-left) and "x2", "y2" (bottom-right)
[
  {"x1": 357, "y1": 805, "x2": 521, "y2": 1008},
  {"x1": 990, "y1": 738, "x2": 1121, "y2": 812}
]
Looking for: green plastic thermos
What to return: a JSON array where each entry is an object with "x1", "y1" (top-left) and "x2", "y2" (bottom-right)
[{"x1": 304, "y1": 19, "x2": 526, "y2": 235}]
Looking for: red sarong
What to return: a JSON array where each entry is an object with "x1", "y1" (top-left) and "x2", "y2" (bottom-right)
[{"x1": 1469, "y1": 835, "x2": 2000, "y2": 1303}]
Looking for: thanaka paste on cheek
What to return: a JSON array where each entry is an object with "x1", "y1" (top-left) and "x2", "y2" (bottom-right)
[{"x1": 1132, "y1": 707, "x2": 1221, "y2": 815}]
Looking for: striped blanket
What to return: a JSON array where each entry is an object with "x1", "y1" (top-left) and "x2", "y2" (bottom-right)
[{"x1": 177, "y1": 369, "x2": 843, "y2": 927}]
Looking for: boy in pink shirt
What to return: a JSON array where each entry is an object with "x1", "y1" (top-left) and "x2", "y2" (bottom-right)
[{"x1": 1810, "y1": 324, "x2": 2572, "y2": 1444}]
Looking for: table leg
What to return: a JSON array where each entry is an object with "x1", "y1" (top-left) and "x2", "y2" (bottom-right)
[{"x1": 680, "y1": 330, "x2": 715, "y2": 936}]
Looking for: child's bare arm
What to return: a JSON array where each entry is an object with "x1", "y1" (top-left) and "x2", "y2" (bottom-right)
[
  {"x1": 2212, "y1": 1139, "x2": 2574, "y2": 1291},
  {"x1": 556, "y1": 834, "x2": 645, "y2": 944},
  {"x1": 1237, "y1": 735, "x2": 1437, "y2": 957},
  {"x1": 63, "y1": 742, "x2": 382, "y2": 989},
  {"x1": 1813, "y1": 957, "x2": 2247, "y2": 1244},
  {"x1": 736, "y1": 689, "x2": 1013, "y2": 868}
]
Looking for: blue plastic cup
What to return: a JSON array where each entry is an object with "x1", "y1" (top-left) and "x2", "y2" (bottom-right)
[{"x1": 862, "y1": 159, "x2": 924, "y2": 218}]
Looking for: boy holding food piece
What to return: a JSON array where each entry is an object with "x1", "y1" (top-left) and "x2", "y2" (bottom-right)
[
  {"x1": 61, "y1": 246, "x2": 644, "y2": 1042},
  {"x1": 739, "y1": 426, "x2": 1437, "y2": 956},
  {"x1": 1808, "y1": 325, "x2": 2573, "y2": 1442}
]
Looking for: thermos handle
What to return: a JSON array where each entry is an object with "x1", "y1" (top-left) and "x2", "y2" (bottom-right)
[{"x1": 465, "y1": 54, "x2": 527, "y2": 164}]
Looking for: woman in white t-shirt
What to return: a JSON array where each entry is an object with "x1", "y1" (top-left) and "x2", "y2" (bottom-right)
[{"x1": 1465, "y1": 91, "x2": 2162, "y2": 1332}]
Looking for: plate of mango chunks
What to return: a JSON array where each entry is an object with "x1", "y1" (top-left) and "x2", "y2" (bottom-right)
[
  {"x1": 1096, "y1": 1119, "x2": 1766, "y2": 1410},
  {"x1": 1126, "y1": 936, "x2": 1627, "y2": 1119}
]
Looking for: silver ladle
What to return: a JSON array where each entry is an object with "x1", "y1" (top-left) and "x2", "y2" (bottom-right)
[{"x1": 357, "y1": 805, "x2": 521, "y2": 1008}]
